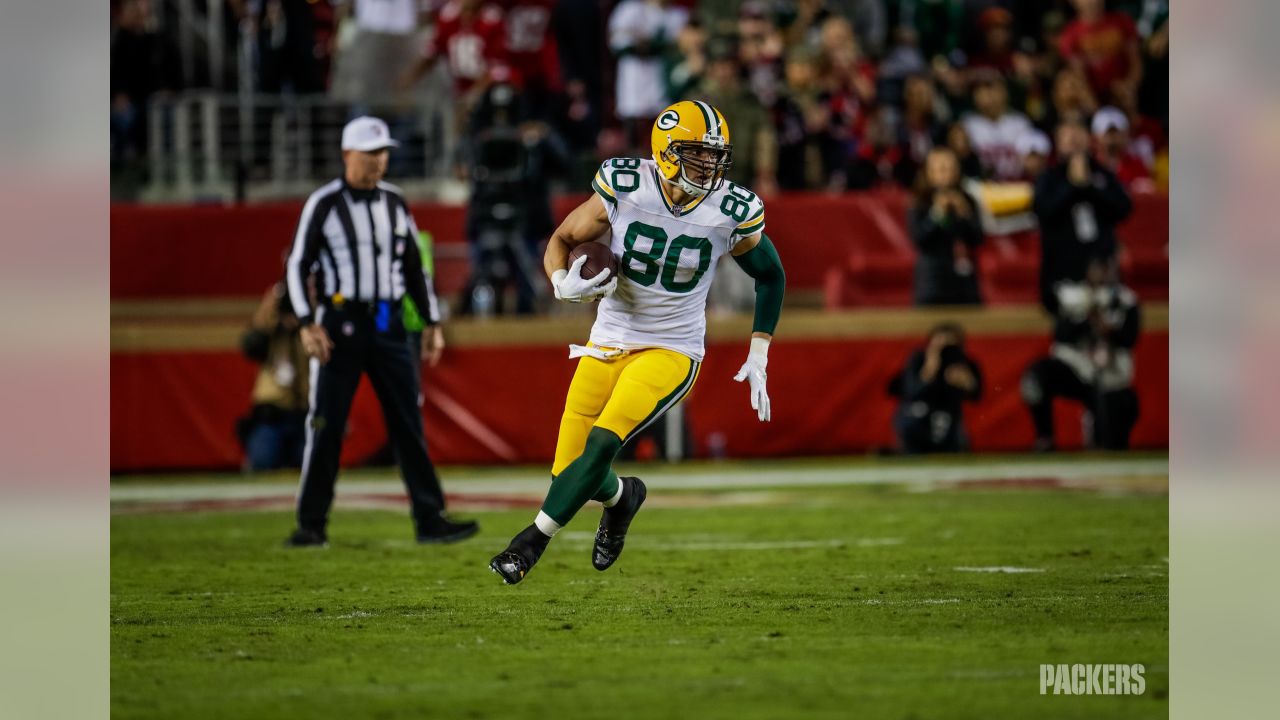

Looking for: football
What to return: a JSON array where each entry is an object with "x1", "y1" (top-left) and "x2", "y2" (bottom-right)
[{"x1": 568, "y1": 241, "x2": 618, "y2": 284}]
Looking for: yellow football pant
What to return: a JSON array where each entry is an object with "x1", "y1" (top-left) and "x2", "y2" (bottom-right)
[{"x1": 552, "y1": 347, "x2": 701, "y2": 475}]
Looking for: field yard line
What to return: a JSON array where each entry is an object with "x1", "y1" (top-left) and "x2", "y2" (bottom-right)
[
  {"x1": 111, "y1": 457, "x2": 1168, "y2": 503},
  {"x1": 634, "y1": 539, "x2": 849, "y2": 551},
  {"x1": 554, "y1": 531, "x2": 902, "y2": 552},
  {"x1": 560, "y1": 537, "x2": 891, "y2": 551}
]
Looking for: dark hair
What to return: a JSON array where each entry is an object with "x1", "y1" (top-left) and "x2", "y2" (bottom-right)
[
  {"x1": 1056, "y1": 117, "x2": 1088, "y2": 134},
  {"x1": 903, "y1": 72, "x2": 933, "y2": 87},
  {"x1": 911, "y1": 146, "x2": 959, "y2": 206}
]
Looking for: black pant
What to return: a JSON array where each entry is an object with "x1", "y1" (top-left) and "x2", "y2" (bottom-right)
[
  {"x1": 1022, "y1": 357, "x2": 1139, "y2": 450},
  {"x1": 296, "y1": 304, "x2": 446, "y2": 533},
  {"x1": 894, "y1": 407, "x2": 966, "y2": 454}
]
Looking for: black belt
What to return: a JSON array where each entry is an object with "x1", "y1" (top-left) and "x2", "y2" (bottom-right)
[{"x1": 324, "y1": 296, "x2": 401, "y2": 315}]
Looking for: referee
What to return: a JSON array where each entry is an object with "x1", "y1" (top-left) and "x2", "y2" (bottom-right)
[{"x1": 283, "y1": 116, "x2": 478, "y2": 547}]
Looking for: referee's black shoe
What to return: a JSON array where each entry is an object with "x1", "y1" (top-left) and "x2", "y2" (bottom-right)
[
  {"x1": 592, "y1": 476, "x2": 647, "y2": 571},
  {"x1": 416, "y1": 516, "x2": 480, "y2": 544},
  {"x1": 283, "y1": 528, "x2": 328, "y2": 548}
]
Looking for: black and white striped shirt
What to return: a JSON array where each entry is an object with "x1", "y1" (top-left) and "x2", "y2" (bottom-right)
[{"x1": 286, "y1": 178, "x2": 441, "y2": 326}]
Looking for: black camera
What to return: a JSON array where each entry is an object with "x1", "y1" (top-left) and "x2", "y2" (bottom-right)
[{"x1": 939, "y1": 344, "x2": 964, "y2": 368}]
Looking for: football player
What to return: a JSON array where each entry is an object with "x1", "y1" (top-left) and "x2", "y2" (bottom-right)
[{"x1": 489, "y1": 100, "x2": 786, "y2": 584}]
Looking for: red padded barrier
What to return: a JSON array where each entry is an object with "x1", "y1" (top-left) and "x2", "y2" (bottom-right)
[
  {"x1": 110, "y1": 331, "x2": 1168, "y2": 472},
  {"x1": 110, "y1": 193, "x2": 1167, "y2": 304}
]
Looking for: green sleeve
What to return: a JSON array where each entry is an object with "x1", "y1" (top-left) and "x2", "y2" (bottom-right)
[
  {"x1": 731, "y1": 233, "x2": 786, "y2": 335},
  {"x1": 401, "y1": 231, "x2": 434, "y2": 332}
]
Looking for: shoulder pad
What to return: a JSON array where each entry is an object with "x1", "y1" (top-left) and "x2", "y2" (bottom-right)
[
  {"x1": 721, "y1": 182, "x2": 766, "y2": 237},
  {"x1": 592, "y1": 157, "x2": 645, "y2": 204}
]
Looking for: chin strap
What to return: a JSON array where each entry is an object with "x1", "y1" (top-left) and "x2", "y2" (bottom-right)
[{"x1": 676, "y1": 166, "x2": 712, "y2": 197}]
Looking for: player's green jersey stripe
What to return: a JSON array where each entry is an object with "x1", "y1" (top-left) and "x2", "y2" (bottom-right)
[
  {"x1": 652, "y1": 170, "x2": 675, "y2": 214},
  {"x1": 703, "y1": 101, "x2": 723, "y2": 136},
  {"x1": 740, "y1": 206, "x2": 765, "y2": 224},
  {"x1": 592, "y1": 177, "x2": 617, "y2": 204},
  {"x1": 693, "y1": 101, "x2": 716, "y2": 137},
  {"x1": 626, "y1": 359, "x2": 699, "y2": 442}
]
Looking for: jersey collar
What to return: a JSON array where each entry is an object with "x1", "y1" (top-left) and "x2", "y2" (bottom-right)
[
  {"x1": 654, "y1": 169, "x2": 709, "y2": 217},
  {"x1": 341, "y1": 177, "x2": 379, "y2": 202}
]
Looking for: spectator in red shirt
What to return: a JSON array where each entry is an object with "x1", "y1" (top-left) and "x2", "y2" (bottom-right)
[
  {"x1": 498, "y1": 0, "x2": 562, "y2": 116},
  {"x1": 967, "y1": 7, "x2": 1018, "y2": 77},
  {"x1": 816, "y1": 16, "x2": 877, "y2": 190},
  {"x1": 400, "y1": 0, "x2": 508, "y2": 101},
  {"x1": 1091, "y1": 106, "x2": 1154, "y2": 193},
  {"x1": 1058, "y1": 0, "x2": 1143, "y2": 107}
]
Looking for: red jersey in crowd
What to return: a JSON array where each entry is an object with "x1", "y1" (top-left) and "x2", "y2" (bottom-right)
[
  {"x1": 826, "y1": 61, "x2": 879, "y2": 153},
  {"x1": 1130, "y1": 115, "x2": 1167, "y2": 160},
  {"x1": 497, "y1": 0, "x2": 561, "y2": 91},
  {"x1": 427, "y1": 1, "x2": 508, "y2": 93},
  {"x1": 1058, "y1": 12, "x2": 1139, "y2": 98},
  {"x1": 1112, "y1": 151, "x2": 1153, "y2": 189},
  {"x1": 967, "y1": 50, "x2": 1015, "y2": 76}
]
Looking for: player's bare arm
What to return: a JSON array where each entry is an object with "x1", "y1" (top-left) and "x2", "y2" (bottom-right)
[
  {"x1": 543, "y1": 193, "x2": 611, "y2": 279},
  {"x1": 544, "y1": 194, "x2": 617, "y2": 303}
]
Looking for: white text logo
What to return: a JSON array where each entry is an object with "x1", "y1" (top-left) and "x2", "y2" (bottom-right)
[{"x1": 1039, "y1": 664, "x2": 1146, "y2": 695}]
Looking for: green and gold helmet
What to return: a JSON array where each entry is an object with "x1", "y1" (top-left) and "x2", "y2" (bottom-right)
[{"x1": 651, "y1": 100, "x2": 733, "y2": 197}]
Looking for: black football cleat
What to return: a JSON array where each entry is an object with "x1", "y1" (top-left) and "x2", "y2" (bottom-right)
[
  {"x1": 283, "y1": 528, "x2": 328, "y2": 548},
  {"x1": 488, "y1": 524, "x2": 551, "y2": 585},
  {"x1": 592, "y1": 476, "x2": 647, "y2": 571},
  {"x1": 416, "y1": 517, "x2": 480, "y2": 545}
]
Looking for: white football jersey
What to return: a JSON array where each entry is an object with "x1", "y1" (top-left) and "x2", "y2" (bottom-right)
[
  {"x1": 607, "y1": 2, "x2": 689, "y2": 119},
  {"x1": 588, "y1": 158, "x2": 766, "y2": 361},
  {"x1": 962, "y1": 111, "x2": 1033, "y2": 181}
]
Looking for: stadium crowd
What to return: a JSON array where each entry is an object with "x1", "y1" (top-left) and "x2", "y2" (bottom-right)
[{"x1": 111, "y1": 0, "x2": 1169, "y2": 194}]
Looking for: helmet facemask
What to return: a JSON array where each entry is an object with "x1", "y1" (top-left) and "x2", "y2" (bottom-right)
[{"x1": 666, "y1": 140, "x2": 733, "y2": 196}]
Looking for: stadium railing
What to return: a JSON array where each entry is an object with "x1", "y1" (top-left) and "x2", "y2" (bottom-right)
[{"x1": 141, "y1": 91, "x2": 464, "y2": 204}]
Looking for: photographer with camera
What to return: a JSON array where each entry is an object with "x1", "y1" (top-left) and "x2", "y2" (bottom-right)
[
  {"x1": 888, "y1": 323, "x2": 984, "y2": 454},
  {"x1": 908, "y1": 147, "x2": 986, "y2": 306},
  {"x1": 1021, "y1": 255, "x2": 1141, "y2": 451},
  {"x1": 237, "y1": 282, "x2": 309, "y2": 472},
  {"x1": 1033, "y1": 119, "x2": 1132, "y2": 313},
  {"x1": 459, "y1": 80, "x2": 570, "y2": 316}
]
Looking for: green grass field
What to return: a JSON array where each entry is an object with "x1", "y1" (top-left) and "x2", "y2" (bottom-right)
[{"x1": 111, "y1": 459, "x2": 1168, "y2": 719}]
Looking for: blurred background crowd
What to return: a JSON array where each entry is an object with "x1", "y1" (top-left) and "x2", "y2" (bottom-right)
[{"x1": 111, "y1": 0, "x2": 1169, "y2": 200}]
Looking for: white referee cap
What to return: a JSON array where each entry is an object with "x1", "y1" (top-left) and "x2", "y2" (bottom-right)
[{"x1": 341, "y1": 116, "x2": 400, "y2": 152}]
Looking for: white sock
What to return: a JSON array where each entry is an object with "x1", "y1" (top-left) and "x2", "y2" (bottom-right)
[
  {"x1": 534, "y1": 511, "x2": 562, "y2": 537},
  {"x1": 601, "y1": 480, "x2": 625, "y2": 508}
]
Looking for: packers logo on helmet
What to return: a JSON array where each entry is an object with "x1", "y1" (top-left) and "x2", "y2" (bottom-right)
[{"x1": 651, "y1": 100, "x2": 733, "y2": 197}]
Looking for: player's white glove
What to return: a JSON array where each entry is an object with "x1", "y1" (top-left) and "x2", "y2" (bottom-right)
[
  {"x1": 552, "y1": 255, "x2": 617, "y2": 303},
  {"x1": 733, "y1": 337, "x2": 772, "y2": 422}
]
